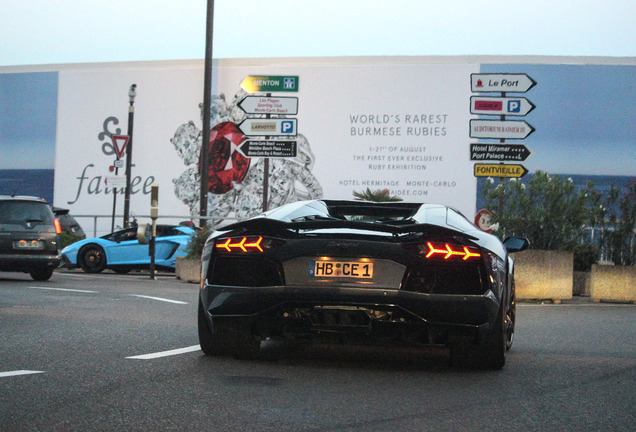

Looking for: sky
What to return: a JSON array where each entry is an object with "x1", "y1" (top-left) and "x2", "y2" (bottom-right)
[
  {"x1": 0, "y1": 0, "x2": 635, "y2": 66},
  {"x1": 0, "y1": 0, "x2": 634, "y2": 175}
]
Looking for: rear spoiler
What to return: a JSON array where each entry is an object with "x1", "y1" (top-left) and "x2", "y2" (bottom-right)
[{"x1": 216, "y1": 217, "x2": 479, "y2": 241}]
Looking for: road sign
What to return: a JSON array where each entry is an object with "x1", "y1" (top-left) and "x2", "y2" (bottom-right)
[
  {"x1": 470, "y1": 143, "x2": 532, "y2": 161},
  {"x1": 238, "y1": 96, "x2": 298, "y2": 115},
  {"x1": 471, "y1": 73, "x2": 536, "y2": 93},
  {"x1": 105, "y1": 175, "x2": 127, "y2": 187},
  {"x1": 112, "y1": 135, "x2": 129, "y2": 158},
  {"x1": 240, "y1": 75, "x2": 299, "y2": 93},
  {"x1": 475, "y1": 209, "x2": 495, "y2": 233},
  {"x1": 238, "y1": 140, "x2": 297, "y2": 158},
  {"x1": 474, "y1": 163, "x2": 528, "y2": 178},
  {"x1": 470, "y1": 96, "x2": 535, "y2": 116},
  {"x1": 238, "y1": 118, "x2": 297, "y2": 136},
  {"x1": 470, "y1": 119, "x2": 535, "y2": 139}
]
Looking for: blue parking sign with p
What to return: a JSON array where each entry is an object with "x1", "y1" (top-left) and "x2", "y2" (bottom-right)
[
  {"x1": 508, "y1": 100, "x2": 521, "y2": 113},
  {"x1": 281, "y1": 120, "x2": 295, "y2": 134}
]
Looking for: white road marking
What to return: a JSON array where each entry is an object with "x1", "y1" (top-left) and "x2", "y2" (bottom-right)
[
  {"x1": 127, "y1": 294, "x2": 188, "y2": 305},
  {"x1": 0, "y1": 370, "x2": 44, "y2": 378},
  {"x1": 30, "y1": 287, "x2": 98, "y2": 293},
  {"x1": 126, "y1": 345, "x2": 201, "y2": 360}
]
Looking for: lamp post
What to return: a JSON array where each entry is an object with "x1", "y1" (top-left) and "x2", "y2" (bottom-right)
[
  {"x1": 200, "y1": 0, "x2": 214, "y2": 228},
  {"x1": 123, "y1": 84, "x2": 136, "y2": 228}
]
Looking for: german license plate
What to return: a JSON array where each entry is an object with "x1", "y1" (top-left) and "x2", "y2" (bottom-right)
[
  {"x1": 308, "y1": 260, "x2": 373, "y2": 278},
  {"x1": 13, "y1": 240, "x2": 44, "y2": 250}
]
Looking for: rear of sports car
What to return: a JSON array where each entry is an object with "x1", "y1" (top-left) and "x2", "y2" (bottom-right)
[{"x1": 198, "y1": 201, "x2": 518, "y2": 369}]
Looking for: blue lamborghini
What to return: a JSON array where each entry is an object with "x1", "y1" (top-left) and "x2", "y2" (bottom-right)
[{"x1": 60, "y1": 225, "x2": 197, "y2": 273}]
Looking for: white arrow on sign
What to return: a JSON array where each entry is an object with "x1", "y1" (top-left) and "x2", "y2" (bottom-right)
[
  {"x1": 238, "y1": 118, "x2": 297, "y2": 136},
  {"x1": 469, "y1": 119, "x2": 535, "y2": 139},
  {"x1": 471, "y1": 73, "x2": 536, "y2": 93},
  {"x1": 470, "y1": 96, "x2": 535, "y2": 116},
  {"x1": 238, "y1": 96, "x2": 298, "y2": 115}
]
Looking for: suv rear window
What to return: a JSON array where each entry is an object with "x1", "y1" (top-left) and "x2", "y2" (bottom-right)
[{"x1": 0, "y1": 201, "x2": 55, "y2": 225}]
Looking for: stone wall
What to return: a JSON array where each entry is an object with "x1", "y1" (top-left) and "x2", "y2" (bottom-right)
[
  {"x1": 513, "y1": 250, "x2": 573, "y2": 302},
  {"x1": 590, "y1": 264, "x2": 636, "y2": 303}
]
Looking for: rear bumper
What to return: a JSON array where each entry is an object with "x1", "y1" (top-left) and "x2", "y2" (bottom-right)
[
  {"x1": 201, "y1": 283, "x2": 501, "y2": 345},
  {"x1": 0, "y1": 253, "x2": 61, "y2": 272}
]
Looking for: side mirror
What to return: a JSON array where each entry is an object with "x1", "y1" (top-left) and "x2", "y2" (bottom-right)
[{"x1": 503, "y1": 237, "x2": 530, "y2": 253}]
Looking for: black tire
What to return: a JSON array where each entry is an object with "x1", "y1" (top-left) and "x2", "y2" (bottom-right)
[
  {"x1": 505, "y1": 289, "x2": 516, "y2": 351},
  {"x1": 30, "y1": 267, "x2": 54, "y2": 281},
  {"x1": 198, "y1": 300, "x2": 231, "y2": 356},
  {"x1": 451, "y1": 307, "x2": 506, "y2": 370},
  {"x1": 198, "y1": 300, "x2": 261, "y2": 359},
  {"x1": 79, "y1": 245, "x2": 107, "y2": 273},
  {"x1": 471, "y1": 307, "x2": 506, "y2": 370}
]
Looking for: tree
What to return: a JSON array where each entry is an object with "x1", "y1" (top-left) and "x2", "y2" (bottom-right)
[
  {"x1": 353, "y1": 188, "x2": 403, "y2": 202},
  {"x1": 481, "y1": 171, "x2": 591, "y2": 250}
]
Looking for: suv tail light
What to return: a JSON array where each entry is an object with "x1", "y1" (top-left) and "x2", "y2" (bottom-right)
[{"x1": 53, "y1": 218, "x2": 62, "y2": 234}]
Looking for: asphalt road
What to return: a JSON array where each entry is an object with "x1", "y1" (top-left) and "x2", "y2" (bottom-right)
[{"x1": 1, "y1": 270, "x2": 634, "y2": 431}]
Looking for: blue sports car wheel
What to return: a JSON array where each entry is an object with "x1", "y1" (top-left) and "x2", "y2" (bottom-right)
[{"x1": 79, "y1": 245, "x2": 107, "y2": 273}]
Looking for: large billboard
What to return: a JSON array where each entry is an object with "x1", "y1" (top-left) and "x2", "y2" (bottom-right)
[{"x1": 1, "y1": 57, "x2": 634, "y2": 236}]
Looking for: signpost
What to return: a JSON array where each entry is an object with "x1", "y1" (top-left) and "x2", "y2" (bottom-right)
[
  {"x1": 238, "y1": 118, "x2": 297, "y2": 136},
  {"x1": 470, "y1": 96, "x2": 535, "y2": 116},
  {"x1": 470, "y1": 143, "x2": 532, "y2": 161},
  {"x1": 469, "y1": 72, "x2": 536, "y2": 207},
  {"x1": 238, "y1": 140, "x2": 297, "y2": 158},
  {"x1": 240, "y1": 75, "x2": 299, "y2": 93},
  {"x1": 238, "y1": 96, "x2": 298, "y2": 115},
  {"x1": 239, "y1": 75, "x2": 300, "y2": 212},
  {"x1": 112, "y1": 135, "x2": 129, "y2": 158},
  {"x1": 471, "y1": 73, "x2": 536, "y2": 93},
  {"x1": 469, "y1": 119, "x2": 535, "y2": 140},
  {"x1": 109, "y1": 134, "x2": 129, "y2": 232},
  {"x1": 474, "y1": 163, "x2": 528, "y2": 178}
]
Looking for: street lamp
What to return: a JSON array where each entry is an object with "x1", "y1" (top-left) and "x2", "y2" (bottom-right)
[
  {"x1": 123, "y1": 83, "x2": 136, "y2": 228},
  {"x1": 200, "y1": 0, "x2": 214, "y2": 228}
]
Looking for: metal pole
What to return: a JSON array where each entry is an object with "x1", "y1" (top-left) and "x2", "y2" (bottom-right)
[
  {"x1": 123, "y1": 84, "x2": 137, "y2": 228},
  {"x1": 200, "y1": 0, "x2": 214, "y2": 228}
]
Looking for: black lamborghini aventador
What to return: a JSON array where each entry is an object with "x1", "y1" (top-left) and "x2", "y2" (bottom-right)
[{"x1": 198, "y1": 200, "x2": 528, "y2": 369}]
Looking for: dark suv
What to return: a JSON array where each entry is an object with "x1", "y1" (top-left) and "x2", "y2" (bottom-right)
[{"x1": 0, "y1": 195, "x2": 61, "y2": 281}]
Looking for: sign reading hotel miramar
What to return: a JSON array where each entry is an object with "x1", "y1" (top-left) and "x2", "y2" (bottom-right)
[{"x1": 240, "y1": 75, "x2": 299, "y2": 93}]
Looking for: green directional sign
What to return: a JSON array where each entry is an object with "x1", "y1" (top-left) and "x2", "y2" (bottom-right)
[{"x1": 240, "y1": 75, "x2": 299, "y2": 93}]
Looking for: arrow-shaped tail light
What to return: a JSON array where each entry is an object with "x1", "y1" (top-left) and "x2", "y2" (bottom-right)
[
  {"x1": 424, "y1": 242, "x2": 481, "y2": 261},
  {"x1": 216, "y1": 236, "x2": 264, "y2": 253}
]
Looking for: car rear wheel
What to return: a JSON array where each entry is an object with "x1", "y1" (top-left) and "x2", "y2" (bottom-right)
[
  {"x1": 450, "y1": 307, "x2": 506, "y2": 370},
  {"x1": 198, "y1": 300, "x2": 231, "y2": 356},
  {"x1": 29, "y1": 267, "x2": 54, "y2": 281},
  {"x1": 198, "y1": 301, "x2": 261, "y2": 359},
  {"x1": 505, "y1": 291, "x2": 516, "y2": 351},
  {"x1": 79, "y1": 245, "x2": 106, "y2": 273}
]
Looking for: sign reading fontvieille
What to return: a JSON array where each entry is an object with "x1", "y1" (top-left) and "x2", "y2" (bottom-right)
[
  {"x1": 474, "y1": 163, "x2": 528, "y2": 178},
  {"x1": 240, "y1": 75, "x2": 299, "y2": 93}
]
